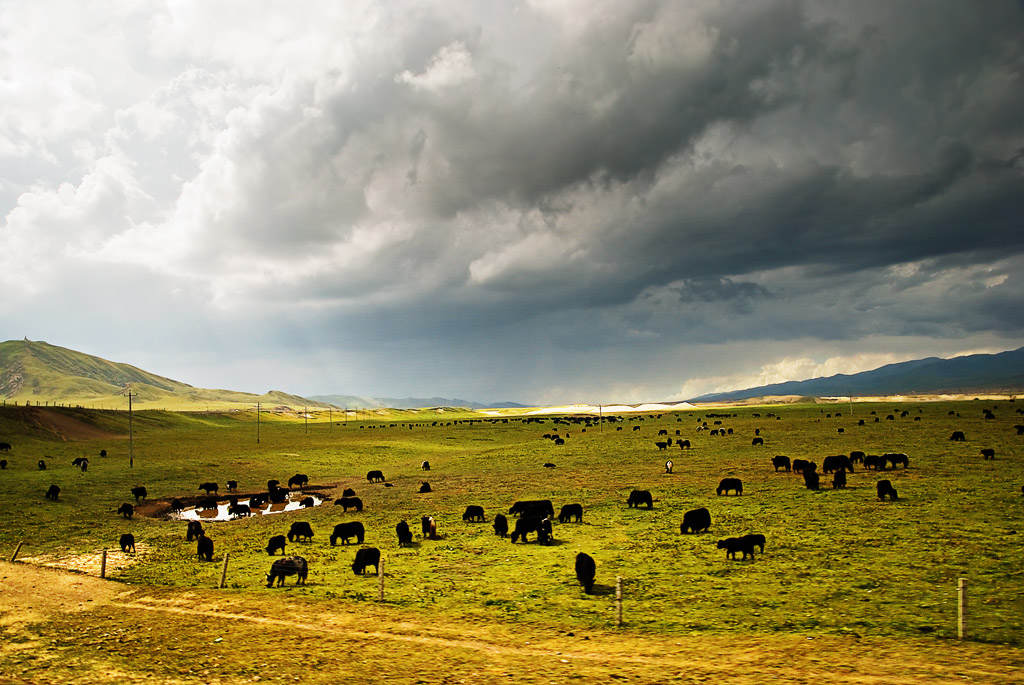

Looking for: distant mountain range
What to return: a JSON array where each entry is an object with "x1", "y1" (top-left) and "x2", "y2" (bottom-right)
[
  {"x1": 688, "y1": 346, "x2": 1024, "y2": 402},
  {"x1": 307, "y1": 394, "x2": 530, "y2": 410}
]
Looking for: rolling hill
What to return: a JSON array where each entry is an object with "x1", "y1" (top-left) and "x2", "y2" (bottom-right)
[
  {"x1": 688, "y1": 346, "x2": 1024, "y2": 402},
  {"x1": 306, "y1": 394, "x2": 530, "y2": 410},
  {"x1": 0, "y1": 339, "x2": 332, "y2": 410}
]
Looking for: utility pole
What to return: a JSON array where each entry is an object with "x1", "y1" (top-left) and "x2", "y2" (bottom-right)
[
  {"x1": 124, "y1": 387, "x2": 138, "y2": 468},
  {"x1": 304, "y1": 407, "x2": 308, "y2": 434},
  {"x1": 256, "y1": 402, "x2": 261, "y2": 444}
]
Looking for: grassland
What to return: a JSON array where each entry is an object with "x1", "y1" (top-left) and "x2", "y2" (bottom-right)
[{"x1": 0, "y1": 399, "x2": 1022, "y2": 683}]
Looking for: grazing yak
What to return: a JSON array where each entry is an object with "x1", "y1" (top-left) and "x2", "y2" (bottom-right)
[
  {"x1": 186, "y1": 521, "x2": 204, "y2": 541},
  {"x1": 792, "y1": 459, "x2": 810, "y2": 474},
  {"x1": 198, "y1": 482, "x2": 219, "y2": 495},
  {"x1": 575, "y1": 552, "x2": 596, "y2": 594},
  {"x1": 196, "y1": 535, "x2": 214, "y2": 562},
  {"x1": 655, "y1": 441, "x2": 670, "y2": 451},
  {"x1": 418, "y1": 482, "x2": 432, "y2": 493},
  {"x1": 421, "y1": 516, "x2": 438, "y2": 540},
  {"x1": 509, "y1": 500, "x2": 555, "y2": 518},
  {"x1": 0, "y1": 442, "x2": 11, "y2": 452},
  {"x1": 0, "y1": 459, "x2": 6, "y2": 469},
  {"x1": 680, "y1": 507, "x2": 711, "y2": 534},
  {"x1": 543, "y1": 462, "x2": 557, "y2": 468},
  {"x1": 72, "y1": 457, "x2": 89, "y2": 469},
  {"x1": 38, "y1": 459, "x2": 47, "y2": 470},
  {"x1": 266, "y1": 556, "x2": 307, "y2": 587},
  {"x1": 396, "y1": 520, "x2": 414, "y2": 547},
  {"x1": 771, "y1": 455, "x2": 791, "y2": 472},
  {"x1": 267, "y1": 479, "x2": 280, "y2": 492},
  {"x1": 266, "y1": 535, "x2": 287, "y2": 555},
  {"x1": 832, "y1": 470, "x2": 847, "y2": 489},
  {"x1": 335, "y1": 496, "x2": 363, "y2": 512},
  {"x1": 341, "y1": 488, "x2": 356, "y2": 497},
  {"x1": 717, "y1": 536, "x2": 758, "y2": 561},
  {"x1": 117, "y1": 503, "x2": 134, "y2": 518},
  {"x1": 664, "y1": 460, "x2": 674, "y2": 473},
  {"x1": 803, "y1": 470, "x2": 820, "y2": 491},
  {"x1": 228, "y1": 502, "x2": 252, "y2": 518},
  {"x1": 287, "y1": 522, "x2": 314, "y2": 542},
  {"x1": 863, "y1": 454, "x2": 884, "y2": 470},
  {"x1": 268, "y1": 487, "x2": 289, "y2": 504},
  {"x1": 421, "y1": 461, "x2": 430, "y2": 471},
  {"x1": 130, "y1": 486, "x2": 148, "y2": 502},
  {"x1": 45, "y1": 484, "x2": 60, "y2": 500},
  {"x1": 877, "y1": 480, "x2": 899, "y2": 501},
  {"x1": 462, "y1": 505, "x2": 485, "y2": 522},
  {"x1": 352, "y1": 548, "x2": 381, "y2": 575},
  {"x1": 226, "y1": 480, "x2": 238, "y2": 492},
  {"x1": 822, "y1": 455, "x2": 853, "y2": 473},
  {"x1": 558, "y1": 503, "x2": 583, "y2": 523},
  {"x1": 288, "y1": 473, "x2": 309, "y2": 488},
  {"x1": 511, "y1": 516, "x2": 552, "y2": 544},
  {"x1": 170, "y1": 499, "x2": 184, "y2": 513},
  {"x1": 884, "y1": 453, "x2": 909, "y2": 469},
  {"x1": 981, "y1": 448, "x2": 996, "y2": 460},
  {"x1": 330, "y1": 522, "x2": 365, "y2": 546},
  {"x1": 716, "y1": 478, "x2": 743, "y2": 496},
  {"x1": 493, "y1": 513, "x2": 509, "y2": 538},
  {"x1": 299, "y1": 496, "x2": 315, "y2": 508},
  {"x1": 743, "y1": 533, "x2": 766, "y2": 554},
  {"x1": 366, "y1": 470, "x2": 386, "y2": 483},
  {"x1": 678, "y1": 439, "x2": 691, "y2": 449},
  {"x1": 751, "y1": 437, "x2": 764, "y2": 446},
  {"x1": 949, "y1": 431, "x2": 967, "y2": 442},
  {"x1": 198, "y1": 497, "x2": 219, "y2": 510},
  {"x1": 849, "y1": 451, "x2": 866, "y2": 464},
  {"x1": 627, "y1": 490, "x2": 654, "y2": 508},
  {"x1": 119, "y1": 533, "x2": 135, "y2": 553}
]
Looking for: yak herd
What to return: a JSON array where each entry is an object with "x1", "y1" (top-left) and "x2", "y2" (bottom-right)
[{"x1": 2, "y1": 403, "x2": 1021, "y2": 600}]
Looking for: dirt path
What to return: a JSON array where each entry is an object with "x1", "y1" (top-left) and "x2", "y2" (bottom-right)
[{"x1": 2, "y1": 561, "x2": 1022, "y2": 684}]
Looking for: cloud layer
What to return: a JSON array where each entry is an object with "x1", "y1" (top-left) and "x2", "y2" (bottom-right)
[{"x1": 2, "y1": 1, "x2": 1023, "y2": 402}]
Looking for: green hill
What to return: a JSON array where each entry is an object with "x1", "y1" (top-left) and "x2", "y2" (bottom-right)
[{"x1": 0, "y1": 339, "x2": 332, "y2": 410}]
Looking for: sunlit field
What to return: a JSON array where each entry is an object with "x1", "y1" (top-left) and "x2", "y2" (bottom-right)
[{"x1": 1, "y1": 400, "x2": 1023, "y2": 683}]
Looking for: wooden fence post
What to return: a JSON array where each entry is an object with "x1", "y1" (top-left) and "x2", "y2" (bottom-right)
[
  {"x1": 219, "y1": 552, "x2": 230, "y2": 589},
  {"x1": 100, "y1": 549, "x2": 107, "y2": 579},
  {"x1": 377, "y1": 558, "x2": 385, "y2": 602},
  {"x1": 616, "y1": 576, "x2": 623, "y2": 627},
  {"x1": 10, "y1": 541, "x2": 24, "y2": 562},
  {"x1": 958, "y1": 578, "x2": 967, "y2": 640}
]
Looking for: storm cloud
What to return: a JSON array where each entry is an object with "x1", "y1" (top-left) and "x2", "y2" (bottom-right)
[{"x1": 1, "y1": 0, "x2": 1022, "y2": 403}]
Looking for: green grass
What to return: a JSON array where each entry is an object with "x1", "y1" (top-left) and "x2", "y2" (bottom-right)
[{"x1": 1, "y1": 400, "x2": 1022, "y2": 645}]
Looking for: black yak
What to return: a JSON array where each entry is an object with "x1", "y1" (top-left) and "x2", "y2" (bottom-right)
[{"x1": 266, "y1": 557, "x2": 307, "y2": 587}]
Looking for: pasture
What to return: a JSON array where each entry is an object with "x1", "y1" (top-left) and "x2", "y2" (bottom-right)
[{"x1": 1, "y1": 400, "x2": 1022, "y2": 682}]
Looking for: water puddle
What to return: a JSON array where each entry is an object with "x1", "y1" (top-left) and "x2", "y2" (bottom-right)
[{"x1": 172, "y1": 494, "x2": 324, "y2": 522}]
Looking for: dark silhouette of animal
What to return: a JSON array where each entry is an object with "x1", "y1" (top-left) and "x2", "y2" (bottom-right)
[
  {"x1": 72, "y1": 457, "x2": 89, "y2": 469},
  {"x1": 226, "y1": 480, "x2": 238, "y2": 492},
  {"x1": 822, "y1": 455, "x2": 853, "y2": 473},
  {"x1": 421, "y1": 461, "x2": 430, "y2": 470},
  {"x1": 849, "y1": 451, "x2": 865, "y2": 464},
  {"x1": 396, "y1": 520, "x2": 413, "y2": 546},
  {"x1": 751, "y1": 437, "x2": 764, "y2": 446},
  {"x1": 863, "y1": 454, "x2": 883, "y2": 470},
  {"x1": 198, "y1": 482, "x2": 218, "y2": 494},
  {"x1": 99, "y1": 449, "x2": 106, "y2": 457},
  {"x1": 678, "y1": 439, "x2": 691, "y2": 449},
  {"x1": 742, "y1": 534, "x2": 766, "y2": 554},
  {"x1": 804, "y1": 470, "x2": 820, "y2": 490},
  {"x1": 575, "y1": 552, "x2": 596, "y2": 593},
  {"x1": 228, "y1": 502, "x2": 252, "y2": 518},
  {"x1": 771, "y1": 455, "x2": 791, "y2": 472},
  {"x1": 0, "y1": 459, "x2": 6, "y2": 469},
  {"x1": 269, "y1": 488, "x2": 288, "y2": 503},
  {"x1": 249, "y1": 494, "x2": 267, "y2": 508},
  {"x1": 171, "y1": 499, "x2": 184, "y2": 513},
  {"x1": 288, "y1": 473, "x2": 309, "y2": 488},
  {"x1": 511, "y1": 516, "x2": 552, "y2": 544},
  {"x1": 655, "y1": 441, "x2": 670, "y2": 451},
  {"x1": 335, "y1": 497, "x2": 363, "y2": 512},
  {"x1": 717, "y1": 537, "x2": 757, "y2": 560},
  {"x1": 198, "y1": 496, "x2": 219, "y2": 510},
  {"x1": 493, "y1": 513, "x2": 509, "y2": 537},
  {"x1": 462, "y1": 505, "x2": 485, "y2": 522},
  {"x1": 130, "y1": 486, "x2": 147, "y2": 502},
  {"x1": 792, "y1": 459, "x2": 809, "y2": 473},
  {"x1": 367, "y1": 470, "x2": 386, "y2": 483},
  {"x1": 1016, "y1": 425, "x2": 1024, "y2": 435},
  {"x1": 342, "y1": 488, "x2": 356, "y2": 497},
  {"x1": 680, "y1": 507, "x2": 711, "y2": 534},
  {"x1": 509, "y1": 500, "x2": 555, "y2": 518},
  {"x1": 658, "y1": 429, "x2": 668, "y2": 436},
  {"x1": 981, "y1": 448, "x2": 995, "y2": 460},
  {"x1": 268, "y1": 479, "x2": 280, "y2": 491},
  {"x1": 0, "y1": 442, "x2": 11, "y2": 452},
  {"x1": 266, "y1": 535, "x2": 287, "y2": 555},
  {"x1": 716, "y1": 478, "x2": 742, "y2": 496},
  {"x1": 299, "y1": 496, "x2": 315, "y2": 508},
  {"x1": 664, "y1": 460, "x2": 673, "y2": 473},
  {"x1": 832, "y1": 470, "x2": 847, "y2": 489},
  {"x1": 119, "y1": 533, "x2": 135, "y2": 553},
  {"x1": 196, "y1": 535, "x2": 214, "y2": 562},
  {"x1": 543, "y1": 462, "x2": 556, "y2": 468},
  {"x1": 950, "y1": 431, "x2": 966, "y2": 442},
  {"x1": 117, "y1": 503, "x2": 134, "y2": 518},
  {"x1": 38, "y1": 459, "x2": 46, "y2": 470},
  {"x1": 186, "y1": 521, "x2": 204, "y2": 541},
  {"x1": 421, "y1": 516, "x2": 438, "y2": 539},
  {"x1": 884, "y1": 453, "x2": 909, "y2": 469},
  {"x1": 287, "y1": 522, "x2": 314, "y2": 542},
  {"x1": 419, "y1": 482, "x2": 432, "y2": 493},
  {"x1": 633, "y1": 426, "x2": 640, "y2": 431},
  {"x1": 352, "y1": 548, "x2": 381, "y2": 575},
  {"x1": 330, "y1": 522, "x2": 365, "y2": 546},
  {"x1": 45, "y1": 484, "x2": 60, "y2": 500},
  {"x1": 627, "y1": 490, "x2": 653, "y2": 508},
  {"x1": 877, "y1": 480, "x2": 898, "y2": 501},
  {"x1": 558, "y1": 503, "x2": 583, "y2": 523},
  {"x1": 266, "y1": 556, "x2": 307, "y2": 586}
]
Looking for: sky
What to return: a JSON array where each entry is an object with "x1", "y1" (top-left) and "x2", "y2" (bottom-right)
[{"x1": 2, "y1": 1, "x2": 1023, "y2": 405}]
